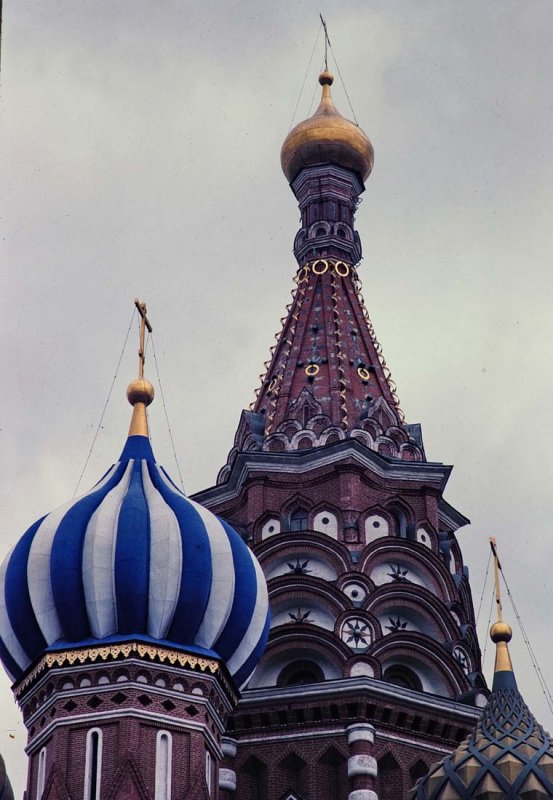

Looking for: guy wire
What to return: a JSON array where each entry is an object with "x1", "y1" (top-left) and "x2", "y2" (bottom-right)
[
  {"x1": 72, "y1": 306, "x2": 137, "y2": 498},
  {"x1": 150, "y1": 334, "x2": 186, "y2": 493},
  {"x1": 288, "y1": 22, "x2": 323, "y2": 131}
]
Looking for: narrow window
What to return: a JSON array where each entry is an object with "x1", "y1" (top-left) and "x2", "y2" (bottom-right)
[
  {"x1": 155, "y1": 731, "x2": 172, "y2": 800},
  {"x1": 290, "y1": 510, "x2": 308, "y2": 532},
  {"x1": 36, "y1": 747, "x2": 47, "y2": 800},
  {"x1": 84, "y1": 729, "x2": 102, "y2": 800},
  {"x1": 205, "y1": 750, "x2": 213, "y2": 795}
]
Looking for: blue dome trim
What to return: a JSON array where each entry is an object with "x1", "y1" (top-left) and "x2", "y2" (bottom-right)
[
  {"x1": 234, "y1": 610, "x2": 271, "y2": 689},
  {"x1": 119, "y1": 435, "x2": 154, "y2": 462},
  {"x1": 213, "y1": 520, "x2": 257, "y2": 661},
  {"x1": 4, "y1": 518, "x2": 47, "y2": 662},
  {"x1": 115, "y1": 461, "x2": 151, "y2": 633},
  {"x1": 50, "y1": 463, "x2": 127, "y2": 640},
  {"x1": 147, "y1": 462, "x2": 212, "y2": 644}
]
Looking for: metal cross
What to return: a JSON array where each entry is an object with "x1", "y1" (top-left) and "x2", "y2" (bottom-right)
[{"x1": 134, "y1": 299, "x2": 153, "y2": 379}]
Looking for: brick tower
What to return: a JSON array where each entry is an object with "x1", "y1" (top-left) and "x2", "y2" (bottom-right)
[
  {"x1": 0, "y1": 305, "x2": 269, "y2": 800},
  {"x1": 193, "y1": 71, "x2": 487, "y2": 800}
]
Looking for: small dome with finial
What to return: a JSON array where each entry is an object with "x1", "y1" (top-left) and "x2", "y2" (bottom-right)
[
  {"x1": 409, "y1": 541, "x2": 553, "y2": 799},
  {"x1": 0, "y1": 303, "x2": 270, "y2": 690},
  {"x1": 281, "y1": 69, "x2": 374, "y2": 184}
]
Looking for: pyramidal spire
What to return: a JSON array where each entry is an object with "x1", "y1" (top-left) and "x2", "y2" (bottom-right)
[{"x1": 219, "y1": 70, "x2": 425, "y2": 470}]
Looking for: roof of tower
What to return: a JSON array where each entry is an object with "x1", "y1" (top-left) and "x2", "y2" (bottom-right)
[
  {"x1": 281, "y1": 70, "x2": 374, "y2": 184},
  {"x1": 0, "y1": 311, "x2": 270, "y2": 690},
  {"x1": 410, "y1": 602, "x2": 553, "y2": 797}
]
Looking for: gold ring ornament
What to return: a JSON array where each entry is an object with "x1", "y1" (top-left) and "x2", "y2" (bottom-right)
[
  {"x1": 297, "y1": 266, "x2": 309, "y2": 283},
  {"x1": 334, "y1": 261, "x2": 350, "y2": 277},
  {"x1": 305, "y1": 364, "x2": 320, "y2": 377},
  {"x1": 357, "y1": 367, "x2": 371, "y2": 381},
  {"x1": 312, "y1": 259, "x2": 329, "y2": 275},
  {"x1": 268, "y1": 377, "x2": 278, "y2": 391}
]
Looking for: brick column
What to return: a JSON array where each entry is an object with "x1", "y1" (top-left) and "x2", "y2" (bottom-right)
[
  {"x1": 347, "y1": 723, "x2": 378, "y2": 800},
  {"x1": 218, "y1": 737, "x2": 237, "y2": 799}
]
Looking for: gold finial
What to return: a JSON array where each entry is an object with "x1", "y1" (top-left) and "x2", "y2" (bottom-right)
[
  {"x1": 127, "y1": 300, "x2": 154, "y2": 438},
  {"x1": 489, "y1": 537, "x2": 514, "y2": 674}
]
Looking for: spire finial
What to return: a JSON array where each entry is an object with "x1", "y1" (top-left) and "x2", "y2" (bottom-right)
[
  {"x1": 489, "y1": 537, "x2": 516, "y2": 687},
  {"x1": 127, "y1": 299, "x2": 154, "y2": 438}
]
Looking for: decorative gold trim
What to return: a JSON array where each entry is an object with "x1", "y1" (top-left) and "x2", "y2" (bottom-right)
[
  {"x1": 305, "y1": 364, "x2": 320, "y2": 377},
  {"x1": 297, "y1": 266, "x2": 309, "y2": 283},
  {"x1": 334, "y1": 261, "x2": 349, "y2": 277},
  {"x1": 312, "y1": 259, "x2": 329, "y2": 275},
  {"x1": 14, "y1": 643, "x2": 221, "y2": 699},
  {"x1": 357, "y1": 366, "x2": 371, "y2": 381}
]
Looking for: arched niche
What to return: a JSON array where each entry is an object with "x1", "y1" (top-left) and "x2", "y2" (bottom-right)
[
  {"x1": 248, "y1": 645, "x2": 342, "y2": 689},
  {"x1": 264, "y1": 553, "x2": 338, "y2": 582},
  {"x1": 312, "y1": 510, "x2": 339, "y2": 539},
  {"x1": 270, "y1": 597, "x2": 335, "y2": 631},
  {"x1": 369, "y1": 558, "x2": 430, "y2": 591},
  {"x1": 374, "y1": 604, "x2": 438, "y2": 639},
  {"x1": 276, "y1": 659, "x2": 325, "y2": 686}
]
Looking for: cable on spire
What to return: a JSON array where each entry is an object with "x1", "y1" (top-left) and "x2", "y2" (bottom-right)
[
  {"x1": 150, "y1": 334, "x2": 186, "y2": 493},
  {"x1": 288, "y1": 20, "x2": 323, "y2": 131},
  {"x1": 72, "y1": 305, "x2": 137, "y2": 497}
]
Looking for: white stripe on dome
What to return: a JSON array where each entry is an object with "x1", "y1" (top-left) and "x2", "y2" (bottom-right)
[
  {"x1": 83, "y1": 461, "x2": 133, "y2": 638},
  {"x1": 226, "y1": 547, "x2": 269, "y2": 676},
  {"x1": 25, "y1": 458, "x2": 115, "y2": 645},
  {"x1": 141, "y1": 462, "x2": 182, "y2": 639},
  {"x1": 187, "y1": 499, "x2": 235, "y2": 648},
  {"x1": 0, "y1": 547, "x2": 30, "y2": 676},
  {"x1": 156, "y1": 471, "x2": 235, "y2": 648}
]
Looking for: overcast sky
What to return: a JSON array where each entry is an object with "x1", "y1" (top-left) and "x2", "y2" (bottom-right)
[{"x1": 2, "y1": 1, "x2": 553, "y2": 795}]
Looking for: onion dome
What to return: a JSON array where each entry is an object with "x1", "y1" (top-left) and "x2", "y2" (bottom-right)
[
  {"x1": 409, "y1": 621, "x2": 553, "y2": 799},
  {"x1": 280, "y1": 70, "x2": 374, "y2": 184},
  {"x1": 0, "y1": 347, "x2": 270, "y2": 690}
]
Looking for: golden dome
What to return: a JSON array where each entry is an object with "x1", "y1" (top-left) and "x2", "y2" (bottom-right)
[
  {"x1": 127, "y1": 378, "x2": 155, "y2": 407},
  {"x1": 281, "y1": 71, "x2": 374, "y2": 183},
  {"x1": 490, "y1": 620, "x2": 512, "y2": 643}
]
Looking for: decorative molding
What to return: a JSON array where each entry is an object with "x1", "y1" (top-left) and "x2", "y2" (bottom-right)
[{"x1": 15, "y1": 642, "x2": 223, "y2": 699}]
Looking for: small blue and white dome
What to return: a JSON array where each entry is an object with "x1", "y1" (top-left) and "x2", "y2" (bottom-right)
[{"x1": 0, "y1": 376, "x2": 270, "y2": 689}]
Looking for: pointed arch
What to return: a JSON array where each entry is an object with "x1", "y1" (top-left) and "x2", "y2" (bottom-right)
[
  {"x1": 278, "y1": 752, "x2": 307, "y2": 797},
  {"x1": 238, "y1": 756, "x2": 268, "y2": 800},
  {"x1": 316, "y1": 746, "x2": 347, "y2": 798},
  {"x1": 376, "y1": 752, "x2": 403, "y2": 800}
]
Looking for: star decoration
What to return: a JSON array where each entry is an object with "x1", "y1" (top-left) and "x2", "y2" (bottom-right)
[
  {"x1": 287, "y1": 559, "x2": 312, "y2": 575},
  {"x1": 386, "y1": 617, "x2": 408, "y2": 633},
  {"x1": 288, "y1": 609, "x2": 312, "y2": 623},
  {"x1": 342, "y1": 618, "x2": 371, "y2": 649},
  {"x1": 387, "y1": 563, "x2": 410, "y2": 583}
]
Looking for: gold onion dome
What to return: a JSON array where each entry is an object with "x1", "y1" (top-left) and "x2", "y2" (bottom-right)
[
  {"x1": 409, "y1": 620, "x2": 553, "y2": 799},
  {"x1": 281, "y1": 70, "x2": 374, "y2": 184}
]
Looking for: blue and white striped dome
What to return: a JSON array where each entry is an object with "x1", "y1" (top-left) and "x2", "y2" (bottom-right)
[{"x1": 0, "y1": 434, "x2": 269, "y2": 689}]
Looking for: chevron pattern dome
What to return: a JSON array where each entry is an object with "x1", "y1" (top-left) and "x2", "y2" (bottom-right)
[
  {"x1": 410, "y1": 589, "x2": 553, "y2": 799},
  {"x1": 0, "y1": 434, "x2": 270, "y2": 689}
]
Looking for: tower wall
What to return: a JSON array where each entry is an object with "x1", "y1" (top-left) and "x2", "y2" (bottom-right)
[{"x1": 16, "y1": 648, "x2": 237, "y2": 800}]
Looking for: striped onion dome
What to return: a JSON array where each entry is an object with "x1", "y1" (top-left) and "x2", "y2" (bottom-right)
[
  {"x1": 410, "y1": 621, "x2": 553, "y2": 799},
  {"x1": 0, "y1": 376, "x2": 270, "y2": 690}
]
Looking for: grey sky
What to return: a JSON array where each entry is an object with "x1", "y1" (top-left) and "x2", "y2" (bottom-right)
[{"x1": 2, "y1": 2, "x2": 553, "y2": 795}]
